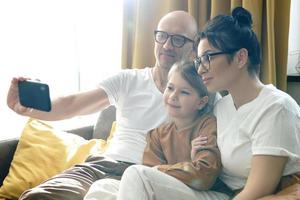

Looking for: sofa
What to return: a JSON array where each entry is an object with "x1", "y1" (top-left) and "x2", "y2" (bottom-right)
[{"x1": 0, "y1": 105, "x2": 116, "y2": 198}]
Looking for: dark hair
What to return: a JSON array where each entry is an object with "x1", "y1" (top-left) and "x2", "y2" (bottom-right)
[
  {"x1": 169, "y1": 60, "x2": 215, "y2": 115},
  {"x1": 197, "y1": 7, "x2": 261, "y2": 76}
]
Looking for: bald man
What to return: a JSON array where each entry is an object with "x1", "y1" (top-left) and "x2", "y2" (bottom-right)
[{"x1": 7, "y1": 10, "x2": 198, "y2": 200}]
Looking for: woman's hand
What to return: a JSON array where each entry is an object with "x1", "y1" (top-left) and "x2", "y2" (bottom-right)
[{"x1": 191, "y1": 135, "x2": 208, "y2": 160}]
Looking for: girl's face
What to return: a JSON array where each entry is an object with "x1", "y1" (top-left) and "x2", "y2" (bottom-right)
[
  {"x1": 163, "y1": 70, "x2": 205, "y2": 120},
  {"x1": 196, "y1": 38, "x2": 240, "y2": 92}
]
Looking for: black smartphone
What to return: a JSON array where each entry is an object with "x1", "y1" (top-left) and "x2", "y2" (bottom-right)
[{"x1": 18, "y1": 80, "x2": 51, "y2": 112}]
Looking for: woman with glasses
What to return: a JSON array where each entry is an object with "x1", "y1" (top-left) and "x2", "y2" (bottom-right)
[{"x1": 195, "y1": 7, "x2": 300, "y2": 199}]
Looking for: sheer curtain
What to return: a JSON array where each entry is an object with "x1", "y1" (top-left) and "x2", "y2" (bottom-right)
[{"x1": 0, "y1": 0, "x2": 123, "y2": 139}]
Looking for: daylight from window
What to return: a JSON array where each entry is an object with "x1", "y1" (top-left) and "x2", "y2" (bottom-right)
[{"x1": 0, "y1": 0, "x2": 123, "y2": 139}]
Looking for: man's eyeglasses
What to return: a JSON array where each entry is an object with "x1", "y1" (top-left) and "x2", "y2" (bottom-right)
[
  {"x1": 154, "y1": 30, "x2": 194, "y2": 48},
  {"x1": 194, "y1": 50, "x2": 238, "y2": 72}
]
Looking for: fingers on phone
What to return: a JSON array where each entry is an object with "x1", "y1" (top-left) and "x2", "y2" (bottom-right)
[{"x1": 14, "y1": 77, "x2": 31, "y2": 81}]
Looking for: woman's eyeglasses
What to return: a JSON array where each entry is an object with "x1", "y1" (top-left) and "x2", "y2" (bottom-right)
[{"x1": 194, "y1": 50, "x2": 238, "y2": 72}]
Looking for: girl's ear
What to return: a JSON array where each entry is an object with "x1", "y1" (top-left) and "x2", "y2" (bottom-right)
[
  {"x1": 235, "y1": 48, "x2": 248, "y2": 69},
  {"x1": 197, "y1": 96, "x2": 209, "y2": 110}
]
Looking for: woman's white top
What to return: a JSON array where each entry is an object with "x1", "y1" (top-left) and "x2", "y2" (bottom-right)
[{"x1": 214, "y1": 84, "x2": 300, "y2": 190}]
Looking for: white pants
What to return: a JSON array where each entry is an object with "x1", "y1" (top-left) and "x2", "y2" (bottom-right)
[
  {"x1": 84, "y1": 165, "x2": 230, "y2": 200},
  {"x1": 84, "y1": 178, "x2": 120, "y2": 200}
]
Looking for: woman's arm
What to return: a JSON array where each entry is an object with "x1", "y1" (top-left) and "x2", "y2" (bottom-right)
[{"x1": 234, "y1": 155, "x2": 288, "y2": 200}]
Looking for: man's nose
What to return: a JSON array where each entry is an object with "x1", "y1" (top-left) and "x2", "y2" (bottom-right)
[{"x1": 163, "y1": 37, "x2": 174, "y2": 49}]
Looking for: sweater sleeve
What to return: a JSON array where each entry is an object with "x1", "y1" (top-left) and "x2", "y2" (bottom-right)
[
  {"x1": 157, "y1": 117, "x2": 221, "y2": 191},
  {"x1": 143, "y1": 128, "x2": 167, "y2": 166}
]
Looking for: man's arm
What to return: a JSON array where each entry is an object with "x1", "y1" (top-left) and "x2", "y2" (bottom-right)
[
  {"x1": 234, "y1": 155, "x2": 287, "y2": 200},
  {"x1": 7, "y1": 77, "x2": 110, "y2": 121}
]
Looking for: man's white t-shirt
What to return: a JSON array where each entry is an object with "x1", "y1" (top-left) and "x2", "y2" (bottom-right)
[
  {"x1": 98, "y1": 67, "x2": 168, "y2": 164},
  {"x1": 214, "y1": 84, "x2": 300, "y2": 190}
]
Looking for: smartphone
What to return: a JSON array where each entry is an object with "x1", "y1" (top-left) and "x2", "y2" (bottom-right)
[{"x1": 18, "y1": 80, "x2": 51, "y2": 112}]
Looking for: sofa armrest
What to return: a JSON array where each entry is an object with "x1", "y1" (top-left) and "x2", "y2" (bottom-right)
[{"x1": 0, "y1": 138, "x2": 18, "y2": 186}]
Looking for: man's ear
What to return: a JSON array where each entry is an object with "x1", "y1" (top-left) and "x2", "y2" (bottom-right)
[
  {"x1": 187, "y1": 46, "x2": 197, "y2": 62},
  {"x1": 235, "y1": 48, "x2": 248, "y2": 69},
  {"x1": 197, "y1": 96, "x2": 208, "y2": 110}
]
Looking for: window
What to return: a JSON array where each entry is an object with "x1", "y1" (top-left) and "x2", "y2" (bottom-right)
[
  {"x1": 0, "y1": 0, "x2": 123, "y2": 139},
  {"x1": 287, "y1": 0, "x2": 300, "y2": 75}
]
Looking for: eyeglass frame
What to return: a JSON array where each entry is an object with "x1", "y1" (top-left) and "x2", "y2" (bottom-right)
[
  {"x1": 194, "y1": 50, "x2": 239, "y2": 72},
  {"x1": 154, "y1": 30, "x2": 194, "y2": 48}
]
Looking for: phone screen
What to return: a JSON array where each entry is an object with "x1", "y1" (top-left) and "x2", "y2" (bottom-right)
[{"x1": 18, "y1": 80, "x2": 51, "y2": 112}]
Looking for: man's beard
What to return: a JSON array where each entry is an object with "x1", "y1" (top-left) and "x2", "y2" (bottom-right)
[{"x1": 160, "y1": 59, "x2": 177, "y2": 71}]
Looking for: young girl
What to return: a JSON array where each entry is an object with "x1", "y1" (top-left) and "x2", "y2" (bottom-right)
[
  {"x1": 195, "y1": 6, "x2": 300, "y2": 199},
  {"x1": 110, "y1": 61, "x2": 228, "y2": 200},
  {"x1": 84, "y1": 61, "x2": 224, "y2": 200}
]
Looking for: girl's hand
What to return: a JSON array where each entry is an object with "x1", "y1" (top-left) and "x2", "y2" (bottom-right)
[
  {"x1": 152, "y1": 166, "x2": 159, "y2": 170},
  {"x1": 191, "y1": 136, "x2": 208, "y2": 160}
]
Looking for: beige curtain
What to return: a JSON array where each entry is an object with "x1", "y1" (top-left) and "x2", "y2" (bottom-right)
[
  {"x1": 122, "y1": 0, "x2": 212, "y2": 69},
  {"x1": 122, "y1": 0, "x2": 290, "y2": 90}
]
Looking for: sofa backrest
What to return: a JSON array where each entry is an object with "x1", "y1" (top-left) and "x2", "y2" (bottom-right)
[{"x1": 93, "y1": 105, "x2": 116, "y2": 140}]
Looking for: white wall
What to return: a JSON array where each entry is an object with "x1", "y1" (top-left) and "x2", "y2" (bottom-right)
[
  {"x1": 287, "y1": 0, "x2": 300, "y2": 75},
  {"x1": 287, "y1": 0, "x2": 300, "y2": 106}
]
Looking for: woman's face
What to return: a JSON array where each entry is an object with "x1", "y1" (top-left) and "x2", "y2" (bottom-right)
[{"x1": 196, "y1": 38, "x2": 239, "y2": 92}]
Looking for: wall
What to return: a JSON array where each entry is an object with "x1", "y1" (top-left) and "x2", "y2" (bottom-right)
[
  {"x1": 287, "y1": 0, "x2": 300, "y2": 105},
  {"x1": 287, "y1": 0, "x2": 300, "y2": 75}
]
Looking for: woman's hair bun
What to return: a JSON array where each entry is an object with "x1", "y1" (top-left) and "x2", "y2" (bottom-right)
[{"x1": 232, "y1": 7, "x2": 252, "y2": 28}]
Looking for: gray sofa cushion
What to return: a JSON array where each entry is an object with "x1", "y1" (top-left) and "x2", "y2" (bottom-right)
[{"x1": 93, "y1": 105, "x2": 116, "y2": 140}]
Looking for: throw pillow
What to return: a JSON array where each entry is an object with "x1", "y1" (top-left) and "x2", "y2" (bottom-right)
[{"x1": 0, "y1": 118, "x2": 105, "y2": 200}]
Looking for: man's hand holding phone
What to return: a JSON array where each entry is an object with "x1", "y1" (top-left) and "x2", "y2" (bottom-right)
[{"x1": 7, "y1": 78, "x2": 52, "y2": 113}]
